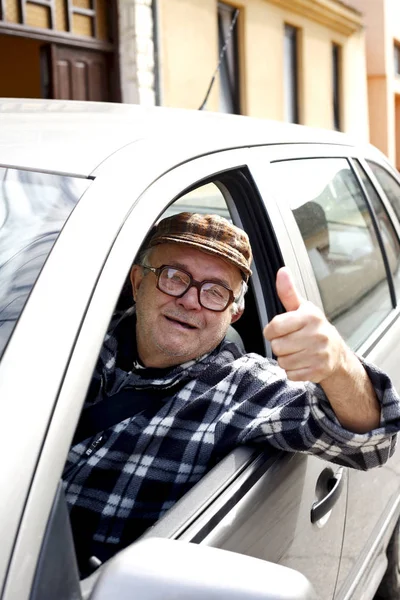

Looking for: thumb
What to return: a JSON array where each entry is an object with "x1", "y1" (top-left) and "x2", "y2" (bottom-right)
[{"x1": 276, "y1": 267, "x2": 304, "y2": 312}]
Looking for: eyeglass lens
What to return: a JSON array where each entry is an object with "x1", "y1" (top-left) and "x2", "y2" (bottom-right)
[{"x1": 158, "y1": 267, "x2": 231, "y2": 310}]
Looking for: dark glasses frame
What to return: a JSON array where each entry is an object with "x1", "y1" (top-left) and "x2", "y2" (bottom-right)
[{"x1": 141, "y1": 264, "x2": 236, "y2": 312}]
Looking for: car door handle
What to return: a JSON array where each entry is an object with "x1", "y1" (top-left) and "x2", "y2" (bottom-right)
[{"x1": 311, "y1": 467, "x2": 344, "y2": 524}]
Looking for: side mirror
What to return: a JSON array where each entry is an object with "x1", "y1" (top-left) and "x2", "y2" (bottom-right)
[{"x1": 90, "y1": 538, "x2": 317, "y2": 600}]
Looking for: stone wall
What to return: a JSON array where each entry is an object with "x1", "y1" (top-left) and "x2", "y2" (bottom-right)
[{"x1": 118, "y1": 0, "x2": 156, "y2": 105}]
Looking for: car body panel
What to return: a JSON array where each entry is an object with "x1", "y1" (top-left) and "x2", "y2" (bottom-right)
[
  {"x1": 0, "y1": 98, "x2": 354, "y2": 177},
  {"x1": 2, "y1": 148, "x2": 267, "y2": 599},
  {"x1": 177, "y1": 453, "x2": 347, "y2": 600},
  {"x1": 249, "y1": 143, "x2": 400, "y2": 597}
]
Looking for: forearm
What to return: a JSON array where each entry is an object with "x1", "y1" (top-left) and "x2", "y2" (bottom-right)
[{"x1": 320, "y1": 347, "x2": 380, "y2": 433}]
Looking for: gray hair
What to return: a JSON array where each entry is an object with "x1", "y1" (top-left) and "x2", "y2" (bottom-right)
[
  {"x1": 232, "y1": 280, "x2": 247, "y2": 315},
  {"x1": 136, "y1": 247, "x2": 152, "y2": 266}
]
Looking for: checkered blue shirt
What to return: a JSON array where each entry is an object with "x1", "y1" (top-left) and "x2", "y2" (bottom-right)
[{"x1": 63, "y1": 307, "x2": 400, "y2": 567}]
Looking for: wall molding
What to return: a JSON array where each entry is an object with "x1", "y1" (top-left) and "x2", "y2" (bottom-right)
[{"x1": 267, "y1": 0, "x2": 363, "y2": 35}]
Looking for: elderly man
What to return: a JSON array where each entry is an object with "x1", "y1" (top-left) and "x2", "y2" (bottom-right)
[{"x1": 63, "y1": 212, "x2": 400, "y2": 573}]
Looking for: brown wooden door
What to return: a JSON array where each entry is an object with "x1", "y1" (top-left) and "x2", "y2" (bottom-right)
[{"x1": 48, "y1": 45, "x2": 112, "y2": 101}]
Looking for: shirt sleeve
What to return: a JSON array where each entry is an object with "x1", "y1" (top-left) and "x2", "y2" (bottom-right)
[{"x1": 217, "y1": 355, "x2": 400, "y2": 471}]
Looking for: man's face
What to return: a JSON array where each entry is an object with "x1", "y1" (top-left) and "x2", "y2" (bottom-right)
[{"x1": 130, "y1": 243, "x2": 243, "y2": 368}]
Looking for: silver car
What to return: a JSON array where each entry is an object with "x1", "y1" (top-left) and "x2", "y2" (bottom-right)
[{"x1": 1, "y1": 99, "x2": 400, "y2": 600}]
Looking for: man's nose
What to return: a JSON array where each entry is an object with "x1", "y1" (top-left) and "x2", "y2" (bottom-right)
[{"x1": 176, "y1": 285, "x2": 202, "y2": 311}]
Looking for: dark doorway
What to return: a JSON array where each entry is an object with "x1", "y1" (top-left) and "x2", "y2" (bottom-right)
[
  {"x1": 0, "y1": 34, "x2": 117, "y2": 102},
  {"x1": 0, "y1": 35, "x2": 43, "y2": 98}
]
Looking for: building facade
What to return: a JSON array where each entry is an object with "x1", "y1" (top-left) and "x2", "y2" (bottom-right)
[
  {"x1": 351, "y1": 0, "x2": 400, "y2": 169},
  {"x1": 155, "y1": 0, "x2": 369, "y2": 140},
  {"x1": 0, "y1": 0, "x2": 374, "y2": 145}
]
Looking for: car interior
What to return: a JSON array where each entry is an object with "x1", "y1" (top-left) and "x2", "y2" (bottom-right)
[{"x1": 114, "y1": 178, "x2": 270, "y2": 357}]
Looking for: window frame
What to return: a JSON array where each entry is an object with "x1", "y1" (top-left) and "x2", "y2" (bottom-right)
[
  {"x1": 158, "y1": 169, "x2": 282, "y2": 356},
  {"x1": 217, "y1": 1, "x2": 241, "y2": 115},
  {"x1": 248, "y1": 143, "x2": 400, "y2": 358},
  {"x1": 284, "y1": 23, "x2": 300, "y2": 124},
  {"x1": 364, "y1": 159, "x2": 400, "y2": 233},
  {"x1": 394, "y1": 42, "x2": 400, "y2": 76},
  {"x1": 332, "y1": 42, "x2": 342, "y2": 131},
  {"x1": 349, "y1": 158, "x2": 397, "y2": 308}
]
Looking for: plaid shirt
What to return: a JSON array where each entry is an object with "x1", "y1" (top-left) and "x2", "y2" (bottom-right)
[{"x1": 63, "y1": 307, "x2": 400, "y2": 567}]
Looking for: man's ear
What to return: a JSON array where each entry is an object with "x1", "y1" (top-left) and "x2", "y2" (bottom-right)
[
  {"x1": 130, "y1": 264, "x2": 144, "y2": 302},
  {"x1": 230, "y1": 308, "x2": 244, "y2": 324}
]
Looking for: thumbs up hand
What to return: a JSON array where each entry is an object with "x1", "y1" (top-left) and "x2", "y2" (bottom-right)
[
  {"x1": 264, "y1": 267, "x2": 380, "y2": 431},
  {"x1": 263, "y1": 267, "x2": 346, "y2": 384}
]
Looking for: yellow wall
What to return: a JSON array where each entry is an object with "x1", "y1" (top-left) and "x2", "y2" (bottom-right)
[
  {"x1": 158, "y1": 0, "x2": 368, "y2": 139},
  {"x1": 351, "y1": 0, "x2": 400, "y2": 164},
  {"x1": 158, "y1": 0, "x2": 219, "y2": 111},
  {"x1": 0, "y1": 35, "x2": 42, "y2": 98},
  {"x1": 343, "y1": 28, "x2": 369, "y2": 140}
]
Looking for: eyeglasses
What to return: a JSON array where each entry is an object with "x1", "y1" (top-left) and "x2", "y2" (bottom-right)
[{"x1": 142, "y1": 264, "x2": 236, "y2": 312}]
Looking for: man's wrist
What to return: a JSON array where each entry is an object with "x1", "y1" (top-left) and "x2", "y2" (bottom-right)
[{"x1": 319, "y1": 348, "x2": 381, "y2": 433}]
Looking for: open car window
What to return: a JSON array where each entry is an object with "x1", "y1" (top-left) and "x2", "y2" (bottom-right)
[
  {"x1": 164, "y1": 182, "x2": 231, "y2": 219},
  {"x1": 56, "y1": 166, "x2": 282, "y2": 586}
]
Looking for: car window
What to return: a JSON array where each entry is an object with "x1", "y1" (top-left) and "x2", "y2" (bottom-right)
[
  {"x1": 149, "y1": 180, "x2": 266, "y2": 355},
  {"x1": 367, "y1": 161, "x2": 400, "y2": 223},
  {"x1": 269, "y1": 157, "x2": 392, "y2": 350},
  {"x1": 115, "y1": 182, "x2": 239, "y2": 321},
  {"x1": 353, "y1": 160, "x2": 400, "y2": 303},
  {"x1": 0, "y1": 168, "x2": 90, "y2": 358},
  {"x1": 165, "y1": 182, "x2": 231, "y2": 219},
  {"x1": 62, "y1": 169, "x2": 282, "y2": 580}
]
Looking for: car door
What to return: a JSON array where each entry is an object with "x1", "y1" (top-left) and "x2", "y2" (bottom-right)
[
  {"x1": 1, "y1": 146, "x2": 345, "y2": 600},
  {"x1": 126, "y1": 150, "x2": 347, "y2": 600},
  {"x1": 250, "y1": 144, "x2": 400, "y2": 600}
]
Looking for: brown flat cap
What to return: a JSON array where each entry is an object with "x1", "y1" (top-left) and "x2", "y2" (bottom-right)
[{"x1": 146, "y1": 212, "x2": 253, "y2": 280}]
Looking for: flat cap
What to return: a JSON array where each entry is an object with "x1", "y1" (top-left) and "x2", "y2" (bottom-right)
[{"x1": 146, "y1": 212, "x2": 252, "y2": 280}]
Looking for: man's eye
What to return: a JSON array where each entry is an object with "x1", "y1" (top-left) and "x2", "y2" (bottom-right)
[
  {"x1": 205, "y1": 285, "x2": 225, "y2": 299},
  {"x1": 168, "y1": 271, "x2": 187, "y2": 284}
]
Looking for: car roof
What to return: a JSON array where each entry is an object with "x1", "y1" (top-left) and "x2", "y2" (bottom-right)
[{"x1": 0, "y1": 98, "x2": 361, "y2": 177}]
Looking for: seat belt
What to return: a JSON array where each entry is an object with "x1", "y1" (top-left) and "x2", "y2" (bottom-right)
[{"x1": 72, "y1": 381, "x2": 185, "y2": 446}]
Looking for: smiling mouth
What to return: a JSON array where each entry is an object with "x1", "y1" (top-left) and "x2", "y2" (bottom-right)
[{"x1": 164, "y1": 316, "x2": 197, "y2": 330}]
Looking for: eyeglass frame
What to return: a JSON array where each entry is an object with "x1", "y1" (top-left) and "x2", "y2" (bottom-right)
[{"x1": 141, "y1": 264, "x2": 238, "y2": 312}]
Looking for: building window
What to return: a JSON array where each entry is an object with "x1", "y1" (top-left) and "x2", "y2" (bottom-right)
[
  {"x1": 218, "y1": 2, "x2": 240, "y2": 114},
  {"x1": 394, "y1": 43, "x2": 400, "y2": 75},
  {"x1": 332, "y1": 43, "x2": 342, "y2": 130},
  {"x1": 284, "y1": 24, "x2": 299, "y2": 123},
  {"x1": 0, "y1": 0, "x2": 110, "y2": 41}
]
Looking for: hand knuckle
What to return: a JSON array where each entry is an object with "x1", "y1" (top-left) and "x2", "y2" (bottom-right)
[
  {"x1": 277, "y1": 356, "x2": 287, "y2": 370},
  {"x1": 271, "y1": 339, "x2": 280, "y2": 355}
]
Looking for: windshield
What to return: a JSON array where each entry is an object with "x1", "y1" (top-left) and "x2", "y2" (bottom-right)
[{"x1": 0, "y1": 168, "x2": 90, "y2": 357}]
